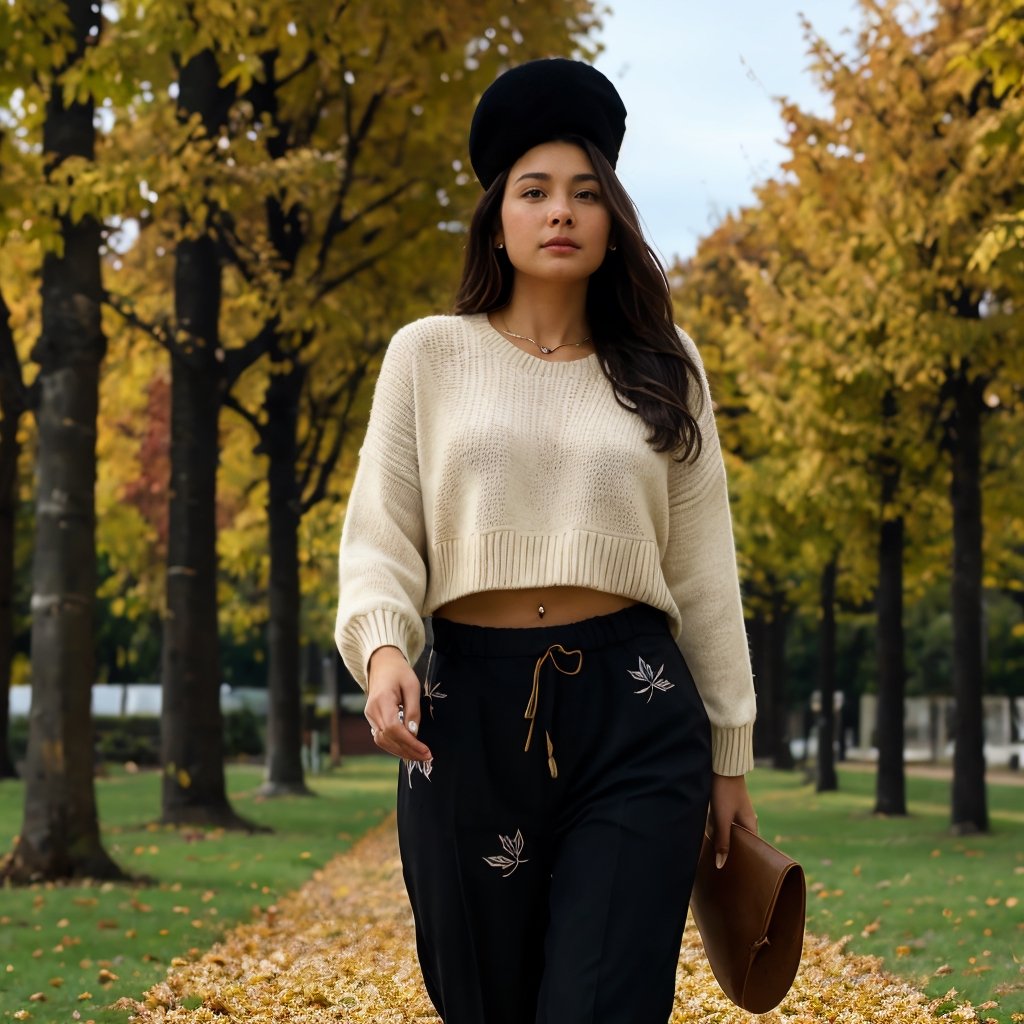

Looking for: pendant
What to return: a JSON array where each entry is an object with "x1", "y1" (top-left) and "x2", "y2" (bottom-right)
[
  {"x1": 538, "y1": 605, "x2": 545, "y2": 618},
  {"x1": 539, "y1": 346, "x2": 553, "y2": 354}
]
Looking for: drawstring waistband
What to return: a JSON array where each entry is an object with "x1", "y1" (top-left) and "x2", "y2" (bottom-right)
[
  {"x1": 430, "y1": 602, "x2": 667, "y2": 659},
  {"x1": 428, "y1": 605, "x2": 669, "y2": 781},
  {"x1": 525, "y1": 644, "x2": 583, "y2": 778}
]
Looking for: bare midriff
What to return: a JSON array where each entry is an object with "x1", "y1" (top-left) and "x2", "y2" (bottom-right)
[{"x1": 432, "y1": 586, "x2": 639, "y2": 628}]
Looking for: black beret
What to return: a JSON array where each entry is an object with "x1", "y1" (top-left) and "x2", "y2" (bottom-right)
[{"x1": 469, "y1": 58, "x2": 627, "y2": 190}]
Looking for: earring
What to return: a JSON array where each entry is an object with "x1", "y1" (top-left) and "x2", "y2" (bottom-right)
[
  {"x1": 609, "y1": 243, "x2": 617, "y2": 251},
  {"x1": 495, "y1": 242, "x2": 505, "y2": 249}
]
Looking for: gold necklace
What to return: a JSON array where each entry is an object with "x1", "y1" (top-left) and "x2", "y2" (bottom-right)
[{"x1": 499, "y1": 315, "x2": 592, "y2": 355}]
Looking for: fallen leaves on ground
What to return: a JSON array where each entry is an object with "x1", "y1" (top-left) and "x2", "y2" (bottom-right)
[{"x1": 115, "y1": 815, "x2": 981, "y2": 1024}]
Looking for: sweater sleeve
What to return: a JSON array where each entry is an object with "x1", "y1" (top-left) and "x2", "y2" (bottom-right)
[
  {"x1": 335, "y1": 327, "x2": 427, "y2": 690},
  {"x1": 663, "y1": 327, "x2": 756, "y2": 775}
]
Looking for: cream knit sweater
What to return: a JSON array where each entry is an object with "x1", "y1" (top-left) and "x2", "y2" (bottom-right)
[{"x1": 335, "y1": 312, "x2": 756, "y2": 775}]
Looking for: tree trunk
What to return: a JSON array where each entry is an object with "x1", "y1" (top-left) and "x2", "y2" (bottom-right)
[
  {"x1": 327, "y1": 648, "x2": 342, "y2": 768},
  {"x1": 161, "y1": 283, "x2": 240, "y2": 825},
  {"x1": 1, "y1": 0, "x2": 124, "y2": 882},
  {"x1": 874, "y1": 392, "x2": 907, "y2": 815},
  {"x1": 816, "y1": 558, "x2": 838, "y2": 792},
  {"x1": 768, "y1": 587, "x2": 794, "y2": 770},
  {"x1": 260, "y1": 353, "x2": 312, "y2": 796},
  {"x1": 0, "y1": 288, "x2": 23, "y2": 779},
  {"x1": 241, "y1": 57, "x2": 312, "y2": 794},
  {"x1": 160, "y1": 49, "x2": 255, "y2": 830},
  {"x1": 949, "y1": 365, "x2": 988, "y2": 834},
  {"x1": 749, "y1": 609, "x2": 772, "y2": 761}
]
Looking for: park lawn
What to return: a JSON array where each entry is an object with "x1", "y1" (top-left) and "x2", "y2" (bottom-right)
[
  {"x1": 747, "y1": 767, "x2": 1024, "y2": 1021},
  {"x1": 0, "y1": 758, "x2": 399, "y2": 1024},
  {"x1": 1, "y1": 760, "x2": 1021, "y2": 1024}
]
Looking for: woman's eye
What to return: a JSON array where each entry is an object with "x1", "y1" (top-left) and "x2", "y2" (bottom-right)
[
  {"x1": 576, "y1": 189, "x2": 600, "y2": 201},
  {"x1": 522, "y1": 188, "x2": 545, "y2": 199}
]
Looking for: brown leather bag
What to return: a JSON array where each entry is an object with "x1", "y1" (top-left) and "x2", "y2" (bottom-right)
[{"x1": 689, "y1": 823, "x2": 806, "y2": 1014}]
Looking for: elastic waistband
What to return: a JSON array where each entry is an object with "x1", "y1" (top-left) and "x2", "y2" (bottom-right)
[{"x1": 429, "y1": 602, "x2": 669, "y2": 659}]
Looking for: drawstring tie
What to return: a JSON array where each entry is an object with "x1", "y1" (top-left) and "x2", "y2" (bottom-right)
[{"x1": 525, "y1": 644, "x2": 583, "y2": 778}]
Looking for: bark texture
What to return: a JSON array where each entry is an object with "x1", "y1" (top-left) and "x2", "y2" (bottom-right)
[
  {"x1": 256, "y1": 73, "x2": 313, "y2": 793},
  {"x1": 261, "y1": 353, "x2": 312, "y2": 796},
  {"x1": 815, "y1": 558, "x2": 838, "y2": 792},
  {"x1": 160, "y1": 49, "x2": 254, "y2": 829},
  {"x1": 874, "y1": 421, "x2": 907, "y2": 815},
  {"x1": 949, "y1": 363, "x2": 988, "y2": 834},
  {"x1": 160, "y1": 270, "x2": 236, "y2": 824},
  {"x1": 768, "y1": 587, "x2": 794, "y2": 770},
  {"x1": 0, "y1": 287, "x2": 25, "y2": 779},
  {"x1": 750, "y1": 610, "x2": 771, "y2": 760},
  {"x1": 2, "y1": 0, "x2": 123, "y2": 881}
]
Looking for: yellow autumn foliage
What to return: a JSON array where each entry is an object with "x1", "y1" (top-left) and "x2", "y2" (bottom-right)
[{"x1": 674, "y1": 0, "x2": 1024, "y2": 620}]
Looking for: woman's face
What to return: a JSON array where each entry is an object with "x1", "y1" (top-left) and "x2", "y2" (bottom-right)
[{"x1": 496, "y1": 140, "x2": 612, "y2": 285}]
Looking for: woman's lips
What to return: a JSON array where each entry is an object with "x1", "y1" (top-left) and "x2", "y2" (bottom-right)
[{"x1": 542, "y1": 239, "x2": 579, "y2": 253}]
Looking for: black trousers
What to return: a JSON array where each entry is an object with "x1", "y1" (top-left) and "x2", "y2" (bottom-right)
[{"x1": 397, "y1": 603, "x2": 712, "y2": 1024}]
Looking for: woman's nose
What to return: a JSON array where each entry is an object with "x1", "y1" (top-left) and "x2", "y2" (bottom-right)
[{"x1": 548, "y1": 207, "x2": 574, "y2": 226}]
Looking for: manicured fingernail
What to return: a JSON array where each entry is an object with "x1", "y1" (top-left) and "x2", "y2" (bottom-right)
[
  {"x1": 715, "y1": 852, "x2": 727, "y2": 869},
  {"x1": 408, "y1": 720, "x2": 418, "y2": 734}
]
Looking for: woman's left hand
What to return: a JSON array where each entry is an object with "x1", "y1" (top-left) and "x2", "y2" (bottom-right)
[{"x1": 708, "y1": 772, "x2": 758, "y2": 869}]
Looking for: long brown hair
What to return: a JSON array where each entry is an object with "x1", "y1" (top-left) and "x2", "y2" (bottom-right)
[{"x1": 453, "y1": 135, "x2": 704, "y2": 462}]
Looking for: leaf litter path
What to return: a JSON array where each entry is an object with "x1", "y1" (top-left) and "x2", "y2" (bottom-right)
[{"x1": 117, "y1": 814, "x2": 982, "y2": 1024}]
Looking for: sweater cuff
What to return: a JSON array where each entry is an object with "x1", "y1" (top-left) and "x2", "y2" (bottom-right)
[
  {"x1": 342, "y1": 609, "x2": 415, "y2": 691},
  {"x1": 711, "y1": 720, "x2": 755, "y2": 776}
]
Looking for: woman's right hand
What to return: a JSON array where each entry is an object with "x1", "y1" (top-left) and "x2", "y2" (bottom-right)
[{"x1": 365, "y1": 646, "x2": 433, "y2": 762}]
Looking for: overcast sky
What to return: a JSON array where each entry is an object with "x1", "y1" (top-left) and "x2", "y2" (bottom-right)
[{"x1": 591, "y1": 1, "x2": 867, "y2": 265}]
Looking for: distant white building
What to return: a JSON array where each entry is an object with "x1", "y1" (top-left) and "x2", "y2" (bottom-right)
[
  {"x1": 854, "y1": 694, "x2": 1024, "y2": 768},
  {"x1": 9, "y1": 682, "x2": 257, "y2": 718}
]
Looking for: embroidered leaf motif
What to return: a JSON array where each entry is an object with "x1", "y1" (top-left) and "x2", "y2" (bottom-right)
[
  {"x1": 484, "y1": 830, "x2": 528, "y2": 877},
  {"x1": 484, "y1": 855, "x2": 511, "y2": 868},
  {"x1": 500, "y1": 830, "x2": 525, "y2": 858},
  {"x1": 628, "y1": 656, "x2": 675, "y2": 703},
  {"x1": 423, "y1": 677, "x2": 447, "y2": 718},
  {"x1": 405, "y1": 757, "x2": 433, "y2": 788}
]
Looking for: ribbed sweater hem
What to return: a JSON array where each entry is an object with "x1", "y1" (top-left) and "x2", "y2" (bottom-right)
[
  {"x1": 711, "y1": 720, "x2": 755, "y2": 776},
  {"x1": 425, "y1": 530, "x2": 672, "y2": 616},
  {"x1": 336, "y1": 608, "x2": 416, "y2": 690}
]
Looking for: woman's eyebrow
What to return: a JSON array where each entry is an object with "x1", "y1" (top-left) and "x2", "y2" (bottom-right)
[{"x1": 512, "y1": 171, "x2": 601, "y2": 185}]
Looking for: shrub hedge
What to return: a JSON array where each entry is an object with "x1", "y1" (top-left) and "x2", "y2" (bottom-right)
[{"x1": 7, "y1": 706, "x2": 266, "y2": 767}]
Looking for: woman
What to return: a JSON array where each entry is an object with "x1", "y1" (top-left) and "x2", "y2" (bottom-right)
[{"x1": 336, "y1": 57, "x2": 757, "y2": 1024}]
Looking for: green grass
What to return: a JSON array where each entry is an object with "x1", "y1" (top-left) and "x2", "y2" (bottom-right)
[
  {"x1": 1, "y1": 761, "x2": 1021, "y2": 1023},
  {"x1": 747, "y1": 767, "x2": 1024, "y2": 1021},
  {"x1": 0, "y1": 758, "x2": 399, "y2": 1024}
]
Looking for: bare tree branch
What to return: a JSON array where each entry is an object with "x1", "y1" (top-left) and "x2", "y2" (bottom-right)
[
  {"x1": 296, "y1": 390, "x2": 330, "y2": 498},
  {"x1": 347, "y1": 178, "x2": 417, "y2": 232},
  {"x1": 224, "y1": 389, "x2": 265, "y2": 440},
  {"x1": 315, "y1": 82, "x2": 387, "y2": 275},
  {"x1": 314, "y1": 229, "x2": 417, "y2": 302},
  {"x1": 223, "y1": 316, "x2": 279, "y2": 389},
  {"x1": 277, "y1": 49, "x2": 317, "y2": 90},
  {"x1": 296, "y1": 378, "x2": 346, "y2": 490},
  {"x1": 214, "y1": 214, "x2": 259, "y2": 284},
  {"x1": 315, "y1": 176, "x2": 416, "y2": 282},
  {"x1": 103, "y1": 289, "x2": 177, "y2": 355},
  {"x1": 301, "y1": 354, "x2": 376, "y2": 514}
]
